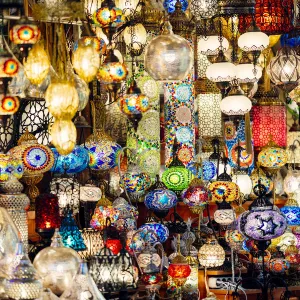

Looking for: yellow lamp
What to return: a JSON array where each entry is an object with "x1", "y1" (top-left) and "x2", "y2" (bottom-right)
[
  {"x1": 45, "y1": 82, "x2": 79, "y2": 119},
  {"x1": 50, "y1": 119, "x2": 77, "y2": 155},
  {"x1": 72, "y1": 42, "x2": 100, "y2": 83},
  {"x1": 23, "y1": 42, "x2": 50, "y2": 85}
]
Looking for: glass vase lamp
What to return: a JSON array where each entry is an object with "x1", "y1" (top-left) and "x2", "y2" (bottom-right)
[
  {"x1": 6, "y1": 242, "x2": 43, "y2": 300},
  {"x1": 33, "y1": 229, "x2": 81, "y2": 296},
  {"x1": 79, "y1": 228, "x2": 104, "y2": 261},
  {"x1": 198, "y1": 239, "x2": 225, "y2": 300}
]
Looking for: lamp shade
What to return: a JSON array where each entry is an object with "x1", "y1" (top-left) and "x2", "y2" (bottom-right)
[
  {"x1": 144, "y1": 20, "x2": 193, "y2": 81},
  {"x1": 267, "y1": 47, "x2": 300, "y2": 92},
  {"x1": 0, "y1": 54, "x2": 19, "y2": 78},
  {"x1": 35, "y1": 193, "x2": 61, "y2": 231},
  {"x1": 206, "y1": 61, "x2": 236, "y2": 83},
  {"x1": 50, "y1": 146, "x2": 89, "y2": 174},
  {"x1": 208, "y1": 181, "x2": 240, "y2": 202},
  {"x1": 235, "y1": 64, "x2": 262, "y2": 83},
  {"x1": 283, "y1": 169, "x2": 299, "y2": 196},
  {"x1": 145, "y1": 188, "x2": 178, "y2": 211},
  {"x1": 0, "y1": 153, "x2": 23, "y2": 182},
  {"x1": 214, "y1": 209, "x2": 236, "y2": 226},
  {"x1": 84, "y1": 129, "x2": 122, "y2": 171},
  {"x1": 220, "y1": 94, "x2": 252, "y2": 116},
  {"x1": 280, "y1": 199, "x2": 300, "y2": 226},
  {"x1": 9, "y1": 131, "x2": 54, "y2": 176},
  {"x1": 238, "y1": 30, "x2": 269, "y2": 52},
  {"x1": 92, "y1": 4, "x2": 125, "y2": 28},
  {"x1": 139, "y1": 222, "x2": 169, "y2": 243},
  {"x1": 0, "y1": 94, "x2": 20, "y2": 115},
  {"x1": 197, "y1": 35, "x2": 229, "y2": 56},
  {"x1": 232, "y1": 173, "x2": 252, "y2": 196},
  {"x1": 168, "y1": 263, "x2": 191, "y2": 279},
  {"x1": 198, "y1": 239, "x2": 225, "y2": 268},
  {"x1": 9, "y1": 16, "x2": 40, "y2": 45},
  {"x1": 190, "y1": 0, "x2": 218, "y2": 19},
  {"x1": 258, "y1": 143, "x2": 288, "y2": 170},
  {"x1": 123, "y1": 23, "x2": 147, "y2": 49},
  {"x1": 79, "y1": 229, "x2": 104, "y2": 260}
]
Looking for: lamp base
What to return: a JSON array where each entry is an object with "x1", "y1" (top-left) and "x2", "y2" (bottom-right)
[{"x1": 37, "y1": 228, "x2": 55, "y2": 247}]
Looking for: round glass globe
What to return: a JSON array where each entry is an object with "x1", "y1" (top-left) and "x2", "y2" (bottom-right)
[
  {"x1": 123, "y1": 23, "x2": 147, "y2": 48},
  {"x1": 206, "y1": 61, "x2": 236, "y2": 82},
  {"x1": 144, "y1": 22, "x2": 193, "y2": 81},
  {"x1": 284, "y1": 169, "x2": 299, "y2": 195},
  {"x1": 198, "y1": 239, "x2": 225, "y2": 268},
  {"x1": 220, "y1": 94, "x2": 252, "y2": 115},
  {"x1": 232, "y1": 173, "x2": 253, "y2": 196},
  {"x1": 238, "y1": 31, "x2": 269, "y2": 52},
  {"x1": 235, "y1": 64, "x2": 262, "y2": 83},
  {"x1": 190, "y1": 0, "x2": 218, "y2": 19},
  {"x1": 198, "y1": 35, "x2": 229, "y2": 56}
]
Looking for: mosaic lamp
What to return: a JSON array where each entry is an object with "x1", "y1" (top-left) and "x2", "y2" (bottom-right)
[
  {"x1": 267, "y1": 47, "x2": 300, "y2": 92},
  {"x1": 214, "y1": 197, "x2": 236, "y2": 226},
  {"x1": 50, "y1": 145, "x2": 89, "y2": 175},
  {"x1": 280, "y1": 198, "x2": 300, "y2": 226},
  {"x1": 257, "y1": 136, "x2": 288, "y2": 176},
  {"x1": 145, "y1": 180, "x2": 178, "y2": 219},
  {"x1": 208, "y1": 181, "x2": 240, "y2": 202},
  {"x1": 250, "y1": 164, "x2": 273, "y2": 198},
  {"x1": 0, "y1": 94, "x2": 20, "y2": 115},
  {"x1": 118, "y1": 80, "x2": 150, "y2": 130},
  {"x1": 139, "y1": 219, "x2": 170, "y2": 244},
  {"x1": 162, "y1": 141, "x2": 194, "y2": 196},
  {"x1": 8, "y1": 130, "x2": 54, "y2": 205},
  {"x1": 59, "y1": 209, "x2": 87, "y2": 252},
  {"x1": 190, "y1": 0, "x2": 218, "y2": 19},
  {"x1": 144, "y1": 18, "x2": 193, "y2": 82},
  {"x1": 238, "y1": 183, "x2": 287, "y2": 245}
]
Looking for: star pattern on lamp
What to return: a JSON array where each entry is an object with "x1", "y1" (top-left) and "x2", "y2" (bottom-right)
[{"x1": 257, "y1": 217, "x2": 278, "y2": 236}]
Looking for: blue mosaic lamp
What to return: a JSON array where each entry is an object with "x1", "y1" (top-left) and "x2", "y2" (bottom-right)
[
  {"x1": 144, "y1": 179, "x2": 178, "y2": 219},
  {"x1": 280, "y1": 198, "x2": 300, "y2": 226},
  {"x1": 163, "y1": 0, "x2": 188, "y2": 13},
  {"x1": 50, "y1": 145, "x2": 89, "y2": 174},
  {"x1": 59, "y1": 209, "x2": 87, "y2": 252},
  {"x1": 139, "y1": 218, "x2": 169, "y2": 243}
]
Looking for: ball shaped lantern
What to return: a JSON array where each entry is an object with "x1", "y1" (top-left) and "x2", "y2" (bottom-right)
[
  {"x1": 118, "y1": 80, "x2": 150, "y2": 130},
  {"x1": 225, "y1": 229, "x2": 245, "y2": 251},
  {"x1": 50, "y1": 146, "x2": 89, "y2": 174},
  {"x1": 190, "y1": 0, "x2": 218, "y2": 20},
  {"x1": 238, "y1": 184, "x2": 287, "y2": 242},
  {"x1": 0, "y1": 94, "x2": 20, "y2": 115},
  {"x1": 45, "y1": 82, "x2": 79, "y2": 119},
  {"x1": 145, "y1": 187, "x2": 177, "y2": 218},
  {"x1": 208, "y1": 181, "x2": 240, "y2": 202},
  {"x1": 198, "y1": 239, "x2": 225, "y2": 268},
  {"x1": 84, "y1": 129, "x2": 122, "y2": 172},
  {"x1": 214, "y1": 208, "x2": 236, "y2": 226},
  {"x1": 267, "y1": 47, "x2": 300, "y2": 92},
  {"x1": 238, "y1": 26, "x2": 269, "y2": 52},
  {"x1": 33, "y1": 230, "x2": 81, "y2": 296},
  {"x1": 76, "y1": 35, "x2": 107, "y2": 55},
  {"x1": 232, "y1": 172, "x2": 253, "y2": 197},
  {"x1": 9, "y1": 130, "x2": 54, "y2": 201},
  {"x1": 50, "y1": 119, "x2": 77, "y2": 156},
  {"x1": 258, "y1": 137, "x2": 288, "y2": 175},
  {"x1": 269, "y1": 256, "x2": 290, "y2": 274},
  {"x1": 139, "y1": 221, "x2": 169, "y2": 243},
  {"x1": 72, "y1": 42, "x2": 100, "y2": 83},
  {"x1": 90, "y1": 205, "x2": 119, "y2": 231},
  {"x1": 123, "y1": 23, "x2": 147, "y2": 55},
  {"x1": 197, "y1": 35, "x2": 230, "y2": 56},
  {"x1": 280, "y1": 198, "x2": 300, "y2": 226},
  {"x1": 168, "y1": 258, "x2": 191, "y2": 288},
  {"x1": 283, "y1": 168, "x2": 299, "y2": 197},
  {"x1": 0, "y1": 154, "x2": 23, "y2": 182},
  {"x1": 182, "y1": 178, "x2": 209, "y2": 214},
  {"x1": 144, "y1": 20, "x2": 193, "y2": 82}
]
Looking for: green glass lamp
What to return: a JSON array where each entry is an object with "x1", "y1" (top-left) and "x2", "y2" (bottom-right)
[{"x1": 162, "y1": 140, "x2": 193, "y2": 196}]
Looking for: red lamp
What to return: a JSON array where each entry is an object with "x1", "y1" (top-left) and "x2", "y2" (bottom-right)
[
  {"x1": 252, "y1": 105, "x2": 287, "y2": 148},
  {"x1": 239, "y1": 0, "x2": 294, "y2": 34},
  {"x1": 168, "y1": 263, "x2": 191, "y2": 280},
  {"x1": 35, "y1": 193, "x2": 61, "y2": 247},
  {"x1": 105, "y1": 239, "x2": 122, "y2": 255}
]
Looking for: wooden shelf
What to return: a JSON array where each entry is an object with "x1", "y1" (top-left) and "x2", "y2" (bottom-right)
[{"x1": 207, "y1": 267, "x2": 247, "y2": 276}]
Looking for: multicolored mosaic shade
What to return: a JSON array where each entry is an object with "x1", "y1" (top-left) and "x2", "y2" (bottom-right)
[
  {"x1": 224, "y1": 120, "x2": 254, "y2": 173},
  {"x1": 164, "y1": 75, "x2": 195, "y2": 168},
  {"x1": 252, "y1": 105, "x2": 287, "y2": 148}
]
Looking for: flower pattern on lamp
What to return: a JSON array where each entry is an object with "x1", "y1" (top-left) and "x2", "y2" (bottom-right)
[
  {"x1": 145, "y1": 188, "x2": 178, "y2": 211},
  {"x1": 121, "y1": 171, "x2": 152, "y2": 194},
  {"x1": 139, "y1": 222, "x2": 169, "y2": 243},
  {"x1": 0, "y1": 154, "x2": 23, "y2": 182},
  {"x1": 90, "y1": 206, "x2": 119, "y2": 231},
  {"x1": 225, "y1": 229, "x2": 245, "y2": 251},
  {"x1": 224, "y1": 120, "x2": 254, "y2": 173},
  {"x1": 84, "y1": 129, "x2": 122, "y2": 171},
  {"x1": 93, "y1": 6, "x2": 125, "y2": 28},
  {"x1": 0, "y1": 55, "x2": 19, "y2": 78},
  {"x1": 0, "y1": 95, "x2": 20, "y2": 115},
  {"x1": 50, "y1": 146, "x2": 89, "y2": 174},
  {"x1": 208, "y1": 181, "x2": 240, "y2": 202},
  {"x1": 182, "y1": 182, "x2": 209, "y2": 212},
  {"x1": 252, "y1": 106, "x2": 287, "y2": 148},
  {"x1": 9, "y1": 17, "x2": 41, "y2": 45}
]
